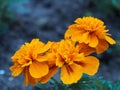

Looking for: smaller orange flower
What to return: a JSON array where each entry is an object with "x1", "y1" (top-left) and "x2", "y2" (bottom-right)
[
  {"x1": 65, "y1": 16, "x2": 116, "y2": 54},
  {"x1": 10, "y1": 39, "x2": 52, "y2": 86}
]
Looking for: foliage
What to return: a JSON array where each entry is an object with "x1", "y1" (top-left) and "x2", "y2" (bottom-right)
[
  {"x1": 0, "y1": 0, "x2": 9, "y2": 34},
  {"x1": 37, "y1": 75, "x2": 120, "y2": 90},
  {"x1": 90, "y1": 0, "x2": 120, "y2": 16}
]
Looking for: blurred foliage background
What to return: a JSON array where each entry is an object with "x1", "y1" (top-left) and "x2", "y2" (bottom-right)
[
  {"x1": 0, "y1": 0, "x2": 11, "y2": 34},
  {"x1": 0, "y1": 0, "x2": 120, "y2": 90},
  {"x1": 90, "y1": 0, "x2": 120, "y2": 16},
  {"x1": 0, "y1": 0, "x2": 28, "y2": 35}
]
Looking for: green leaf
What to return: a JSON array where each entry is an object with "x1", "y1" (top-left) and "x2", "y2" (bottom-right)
[
  {"x1": 36, "y1": 75, "x2": 120, "y2": 90},
  {"x1": 95, "y1": 78, "x2": 112, "y2": 90},
  {"x1": 70, "y1": 74, "x2": 96, "y2": 90}
]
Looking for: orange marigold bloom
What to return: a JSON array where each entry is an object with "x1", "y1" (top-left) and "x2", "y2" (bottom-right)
[
  {"x1": 41, "y1": 39, "x2": 99, "y2": 84},
  {"x1": 10, "y1": 39, "x2": 52, "y2": 86},
  {"x1": 65, "y1": 17, "x2": 116, "y2": 54}
]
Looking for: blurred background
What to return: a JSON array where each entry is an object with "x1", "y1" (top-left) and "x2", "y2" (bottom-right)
[{"x1": 0, "y1": 0, "x2": 120, "y2": 90}]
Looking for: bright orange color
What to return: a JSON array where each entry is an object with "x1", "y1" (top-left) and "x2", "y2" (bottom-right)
[
  {"x1": 10, "y1": 39, "x2": 53, "y2": 86},
  {"x1": 77, "y1": 43, "x2": 95, "y2": 56},
  {"x1": 65, "y1": 17, "x2": 116, "y2": 54},
  {"x1": 43, "y1": 39, "x2": 99, "y2": 84},
  {"x1": 39, "y1": 42, "x2": 60, "y2": 84},
  {"x1": 10, "y1": 16, "x2": 116, "y2": 86}
]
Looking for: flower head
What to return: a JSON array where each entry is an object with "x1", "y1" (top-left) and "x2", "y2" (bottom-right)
[
  {"x1": 10, "y1": 39, "x2": 52, "y2": 86},
  {"x1": 65, "y1": 16, "x2": 116, "y2": 54},
  {"x1": 42, "y1": 39, "x2": 99, "y2": 84}
]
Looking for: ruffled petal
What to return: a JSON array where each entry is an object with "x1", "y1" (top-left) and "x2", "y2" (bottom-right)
[
  {"x1": 60, "y1": 63, "x2": 83, "y2": 84},
  {"x1": 105, "y1": 36, "x2": 116, "y2": 44},
  {"x1": 72, "y1": 53, "x2": 84, "y2": 61},
  {"x1": 74, "y1": 18, "x2": 82, "y2": 24},
  {"x1": 81, "y1": 32, "x2": 89, "y2": 43},
  {"x1": 65, "y1": 29, "x2": 76, "y2": 39},
  {"x1": 24, "y1": 67, "x2": 37, "y2": 86},
  {"x1": 10, "y1": 64, "x2": 24, "y2": 76},
  {"x1": 96, "y1": 39, "x2": 109, "y2": 54},
  {"x1": 65, "y1": 28, "x2": 84, "y2": 42},
  {"x1": 31, "y1": 38, "x2": 44, "y2": 47},
  {"x1": 89, "y1": 35, "x2": 98, "y2": 47},
  {"x1": 39, "y1": 41, "x2": 53, "y2": 53},
  {"x1": 80, "y1": 56, "x2": 99, "y2": 75},
  {"x1": 29, "y1": 61, "x2": 49, "y2": 78},
  {"x1": 78, "y1": 43, "x2": 95, "y2": 56},
  {"x1": 73, "y1": 31, "x2": 84, "y2": 42},
  {"x1": 36, "y1": 55, "x2": 48, "y2": 62},
  {"x1": 39, "y1": 66, "x2": 59, "y2": 84},
  {"x1": 56, "y1": 55, "x2": 65, "y2": 67}
]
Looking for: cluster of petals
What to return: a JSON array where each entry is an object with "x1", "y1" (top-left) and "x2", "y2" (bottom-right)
[
  {"x1": 10, "y1": 16, "x2": 116, "y2": 86},
  {"x1": 10, "y1": 38, "x2": 100, "y2": 86},
  {"x1": 10, "y1": 39, "x2": 53, "y2": 86},
  {"x1": 43, "y1": 39, "x2": 100, "y2": 84},
  {"x1": 65, "y1": 17, "x2": 116, "y2": 54}
]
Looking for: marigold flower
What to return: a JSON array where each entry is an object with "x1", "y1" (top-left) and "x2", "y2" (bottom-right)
[
  {"x1": 65, "y1": 16, "x2": 116, "y2": 54},
  {"x1": 10, "y1": 39, "x2": 52, "y2": 86},
  {"x1": 41, "y1": 39, "x2": 100, "y2": 84}
]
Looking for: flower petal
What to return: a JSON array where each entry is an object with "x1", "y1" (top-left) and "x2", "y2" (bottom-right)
[
  {"x1": 31, "y1": 38, "x2": 44, "y2": 47},
  {"x1": 29, "y1": 61, "x2": 49, "y2": 78},
  {"x1": 96, "y1": 39, "x2": 109, "y2": 54},
  {"x1": 81, "y1": 56, "x2": 99, "y2": 75},
  {"x1": 78, "y1": 43, "x2": 95, "y2": 56},
  {"x1": 73, "y1": 53, "x2": 84, "y2": 61},
  {"x1": 65, "y1": 28, "x2": 83, "y2": 42},
  {"x1": 60, "y1": 63, "x2": 83, "y2": 84},
  {"x1": 10, "y1": 64, "x2": 24, "y2": 76},
  {"x1": 56, "y1": 54, "x2": 65, "y2": 67},
  {"x1": 39, "y1": 66, "x2": 59, "y2": 84},
  {"x1": 89, "y1": 35, "x2": 98, "y2": 47},
  {"x1": 39, "y1": 41, "x2": 53, "y2": 53},
  {"x1": 105, "y1": 36, "x2": 116, "y2": 44},
  {"x1": 72, "y1": 31, "x2": 84, "y2": 42},
  {"x1": 65, "y1": 29, "x2": 75, "y2": 39},
  {"x1": 24, "y1": 67, "x2": 37, "y2": 86},
  {"x1": 81, "y1": 32, "x2": 89, "y2": 43},
  {"x1": 74, "y1": 18, "x2": 81, "y2": 24}
]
